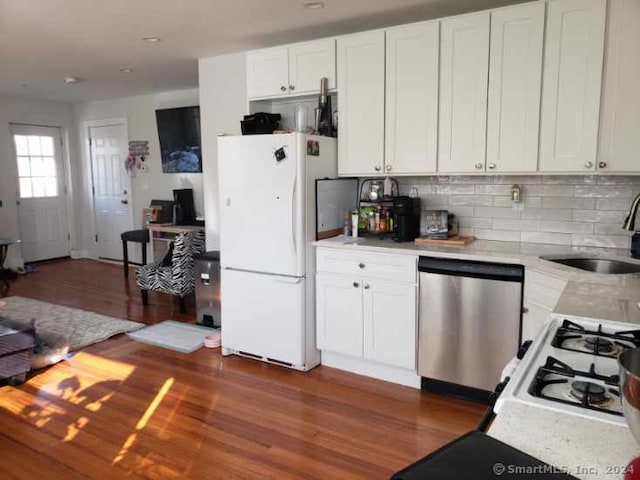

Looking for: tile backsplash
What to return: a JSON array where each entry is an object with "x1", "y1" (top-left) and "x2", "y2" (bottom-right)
[{"x1": 396, "y1": 175, "x2": 640, "y2": 249}]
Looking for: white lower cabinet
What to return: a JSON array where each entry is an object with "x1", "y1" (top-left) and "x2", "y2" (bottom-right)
[
  {"x1": 363, "y1": 279, "x2": 416, "y2": 370},
  {"x1": 315, "y1": 249, "x2": 417, "y2": 374},
  {"x1": 316, "y1": 273, "x2": 363, "y2": 357}
]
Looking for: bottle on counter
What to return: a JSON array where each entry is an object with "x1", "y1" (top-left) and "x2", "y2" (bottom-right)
[
  {"x1": 351, "y1": 210, "x2": 359, "y2": 238},
  {"x1": 343, "y1": 212, "x2": 351, "y2": 236}
]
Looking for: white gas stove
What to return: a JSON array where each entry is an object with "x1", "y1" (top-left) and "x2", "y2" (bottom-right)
[{"x1": 495, "y1": 313, "x2": 640, "y2": 426}]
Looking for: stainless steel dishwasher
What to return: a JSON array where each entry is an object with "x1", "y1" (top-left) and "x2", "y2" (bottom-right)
[{"x1": 418, "y1": 256, "x2": 524, "y2": 399}]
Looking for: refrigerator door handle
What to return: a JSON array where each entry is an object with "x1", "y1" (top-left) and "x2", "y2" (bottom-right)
[
  {"x1": 290, "y1": 174, "x2": 297, "y2": 257},
  {"x1": 275, "y1": 276, "x2": 303, "y2": 284}
]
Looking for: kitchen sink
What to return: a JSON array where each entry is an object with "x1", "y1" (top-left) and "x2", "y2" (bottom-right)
[{"x1": 541, "y1": 256, "x2": 640, "y2": 274}]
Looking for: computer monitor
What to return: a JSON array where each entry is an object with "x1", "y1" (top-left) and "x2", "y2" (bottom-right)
[{"x1": 173, "y1": 189, "x2": 196, "y2": 225}]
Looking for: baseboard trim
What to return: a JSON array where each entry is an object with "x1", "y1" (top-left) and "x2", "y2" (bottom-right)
[
  {"x1": 321, "y1": 351, "x2": 421, "y2": 389},
  {"x1": 70, "y1": 249, "x2": 93, "y2": 259}
]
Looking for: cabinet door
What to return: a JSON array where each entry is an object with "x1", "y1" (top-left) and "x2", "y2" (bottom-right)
[
  {"x1": 337, "y1": 31, "x2": 385, "y2": 176},
  {"x1": 246, "y1": 47, "x2": 289, "y2": 99},
  {"x1": 363, "y1": 280, "x2": 416, "y2": 370},
  {"x1": 385, "y1": 22, "x2": 439, "y2": 175},
  {"x1": 598, "y1": 0, "x2": 640, "y2": 173},
  {"x1": 438, "y1": 12, "x2": 490, "y2": 173},
  {"x1": 316, "y1": 273, "x2": 363, "y2": 357},
  {"x1": 539, "y1": 0, "x2": 606, "y2": 172},
  {"x1": 289, "y1": 39, "x2": 336, "y2": 95},
  {"x1": 487, "y1": 2, "x2": 545, "y2": 173}
]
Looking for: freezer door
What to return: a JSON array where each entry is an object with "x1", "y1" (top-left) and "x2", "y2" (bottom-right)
[
  {"x1": 219, "y1": 134, "x2": 304, "y2": 277},
  {"x1": 221, "y1": 269, "x2": 305, "y2": 366}
]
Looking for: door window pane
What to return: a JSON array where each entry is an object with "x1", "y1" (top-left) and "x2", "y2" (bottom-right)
[
  {"x1": 28, "y1": 136, "x2": 42, "y2": 155},
  {"x1": 14, "y1": 135, "x2": 29, "y2": 155},
  {"x1": 19, "y1": 178, "x2": 33, "y2": 198},
  {"x1": 41, "y1": 136, "x2": 54, "y2": 156},
  {"x1": 17, "y1": 157, "x2": 31, "y2": 177},
  {"x1": 14, "y1": 134, "x2": 59, "y2": 198}
]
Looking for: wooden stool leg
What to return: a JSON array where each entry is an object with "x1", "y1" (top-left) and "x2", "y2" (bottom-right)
[
  {"x1": 122, "y1": 240, "x2": 129, "y2": 278},
  {"x1": 178, "y1": 296, "x2": 187, "y2": 313},
  {"x1": 141, "y1": 289, "x2": 148, "y2": 306},
  {"x1": 142, "y1": 242, "x2": 147, "y2": 266}
]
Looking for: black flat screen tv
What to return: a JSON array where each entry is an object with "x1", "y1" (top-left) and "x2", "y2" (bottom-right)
[{"x1": 155, "y1": 106, "x2": 202, "y2": 173}]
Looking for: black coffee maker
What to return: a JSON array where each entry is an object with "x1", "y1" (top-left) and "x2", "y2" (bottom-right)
[{"x1": 393, "y1": 196, "x2": 421, "y2": 242}]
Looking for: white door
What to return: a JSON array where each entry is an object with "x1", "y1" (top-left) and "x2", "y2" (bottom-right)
[
  {"x1": 288, "y1": 39, "x2": 336, "y2": 94},
  {"x1": 598, "y1": 0, "x2": 640, "y2": 173},
  {"x1": 363, "y1": 280, "x2": 416, "y2": 370},
  {"x1": 487, "y1": 1, "x2": 545, "y2": 173},
  {"x1": 218, "y1": 134, "x2": 304, "y2": 277},
  {"x1": 12, "y1": 125, "x2": 70, "y2": 262},
  {"x1": 246, "y1": 47, "x2": 289, "y2": 99},
  {"x1": 539, "y1": 0, "x2": 606, "y2": 172},
  {"x1": 89, "y1": 123, "x2": 132, "y2": 261},
  {"x1": 438, "y1": 12, "x2": 491, "y2": 173},
  {"x1": 221, "y1": 269, "x2": 305, "y2": 365},
  {"x1": 316, "y1": 273, "x2": 363, "y2": 357},
  {"x1": 337, "y1": 31, "x2": 385, "y2": 177},
  {"x1": 385, "y1": 21, "x2": 439, "y2": 175}
]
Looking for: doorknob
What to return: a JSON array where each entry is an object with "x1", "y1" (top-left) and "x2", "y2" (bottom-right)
[{"x1": 121, "y1": 199, "x2": 128, "y2": 205}]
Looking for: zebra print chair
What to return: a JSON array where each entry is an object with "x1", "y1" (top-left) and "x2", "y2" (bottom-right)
[{"x1": 136, "y1": 231, "x2": 205, "y2": 312}]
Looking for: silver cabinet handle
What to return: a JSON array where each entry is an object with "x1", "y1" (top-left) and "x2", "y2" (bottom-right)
[
  {"x1": 585, "y1": 161, "x2": 594, "y2": 169},
  {"x1": 475, "y1": 163, "x2": 483, "y2": 170},
  {"x1": 599, "y1": 161, "x2": 607, "y2": 169},
  {"x1": 522, "y1": 307, "x2": 529, "y2": 314},
  {"x1": 374, "y1": 165, "x2": 381, "y2": 172},
  {"x1": 363, "y1": 283, "x2": 370, "y2": 290},
  {"x1": 488, "y1": 163, "x2": 496, "y2": 170},
  {"x1": 289, "y1": 85, "x2": 295, "y2": 91},
  {"x1": 280, "y1": 86, "x2": 286, "y2": 92},
  {"x1": 386, "y1": 165, "x2": 392, "y2": 172},
  {"x1": 358, "y1": 263, "x2": 365, "y2": 269},
  {"x1": 353, "y1": 282, "x2": 359, "y2": 288}
]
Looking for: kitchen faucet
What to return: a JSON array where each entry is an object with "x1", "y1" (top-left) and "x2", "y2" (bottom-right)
[
  {"x1": 623, "y1": 193, "x2": 640, "y2": 258},
  {"x1": 623, "y1": 193, "x2": 640, "y2": 231}
]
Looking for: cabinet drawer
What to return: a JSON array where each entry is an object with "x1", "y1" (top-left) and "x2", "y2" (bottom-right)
[{"x1": 317, "y1": 248, "x2": 416, "y2": 283}]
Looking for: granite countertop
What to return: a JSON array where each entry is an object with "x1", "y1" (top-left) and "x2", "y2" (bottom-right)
[
  {"x1": 488, "y1": 402, "x2": 639, "y2": 480},
  {"x1": 314, "y1": 236, "x2": 640, "y2": 324}
]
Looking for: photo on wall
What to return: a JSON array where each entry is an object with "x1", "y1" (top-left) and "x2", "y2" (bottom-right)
[{"x1": 155, "y1": 106, "x2": 202, "y2": 173}]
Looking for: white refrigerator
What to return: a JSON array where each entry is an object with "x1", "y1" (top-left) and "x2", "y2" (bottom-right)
[{"x1": 218, "y1": 133, "x2": 337, "y2": 371}]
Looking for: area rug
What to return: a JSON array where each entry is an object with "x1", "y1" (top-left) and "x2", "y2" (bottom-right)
[
  {"x1": 127, "y1": 320, "x2": 218, "y2": 353},
  {"x1": 0, "y1": 296, "x2": 144, "y2": 351}
]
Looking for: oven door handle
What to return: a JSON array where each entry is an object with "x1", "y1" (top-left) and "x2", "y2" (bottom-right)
[{"x1": 476, "y1": 377, "x2": 511, "y2": 433}]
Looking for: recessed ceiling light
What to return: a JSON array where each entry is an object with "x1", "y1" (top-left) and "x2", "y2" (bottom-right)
[
  {"x1": 142, "y1": 36, "x2": 161, "y2": 42},
  {"x1": 64, "y1": 77, "x2": 79, "y2": 84},
  {"x1": 118, "y1": 68, "x2": 133, "y2": 73},
  {"x1": 303, "y1": 1, "x2": 325, "y2": 9}
]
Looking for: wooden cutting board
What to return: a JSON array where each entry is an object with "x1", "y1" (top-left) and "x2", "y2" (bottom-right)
[{"x1": 414, "y1": 235, "x2": 476, "y2": 247}]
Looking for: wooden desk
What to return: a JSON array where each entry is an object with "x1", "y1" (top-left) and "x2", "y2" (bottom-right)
[{"x1": 146, "y1": 224, "x2": 204, "y2": 262}]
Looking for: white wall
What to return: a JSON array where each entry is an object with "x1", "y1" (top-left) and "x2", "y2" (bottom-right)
[
  {"x1": 0, "y1": 94, "x2": 77, "y2": 267},
  {"x1": 199, "y1": 53, "x2": 247, "y2": 250},
  {"x1": 73, "y1": 88, "x2": 202, "y2": 255}
]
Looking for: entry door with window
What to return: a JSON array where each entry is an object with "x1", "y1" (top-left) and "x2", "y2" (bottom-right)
[
  {"x1": 89, "y1": 123, "x2": 132, "y2": 261},
  {"x1": 12, "y1": 125, "x2": 70, "y2": 262}
]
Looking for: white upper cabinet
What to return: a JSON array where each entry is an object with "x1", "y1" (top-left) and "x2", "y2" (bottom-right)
[
  {"x1": 438, "y1": 12, "x2": 490, "y2": 173},
  {"x1": 598, "y1": 0, "x2": 640, "y2": 173},
  {"x1": 247, "y1": 40, "x2": 336, "y2": 99},
  {"x1": 539, "y1": 0, "x2": 606, "y2": 172},
  {"x1": 487, "y1": 2, "x2": 545, "y2": 173},
  {"x1": 246, "y1": 47, "x2": 290, "y2": 99},
  {"x1": 288, "y1": 39, "x2": 336, "y2": 95},
  {"x1": 385, "y1": 22, "x2": 439, "y2": 175},
  {"x1": 337, "y1": 31, "x2": 386, "y2": 176}
]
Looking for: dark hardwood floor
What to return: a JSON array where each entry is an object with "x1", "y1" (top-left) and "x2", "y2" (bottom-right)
[{"x1": 0, "y1": 258, "x2": 484, "y2": 479}]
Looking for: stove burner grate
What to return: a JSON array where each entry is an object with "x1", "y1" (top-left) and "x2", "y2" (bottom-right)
[
  {"x1": 551, "y1": 319, "x2": 640, "y2": 358},
  {"x1": 527, "y1": 356, "x2": 623, "y2": 416}
]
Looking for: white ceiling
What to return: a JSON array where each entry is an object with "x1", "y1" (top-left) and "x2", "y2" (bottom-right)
[{"x1": 0, "y1": 0, "x2": 524, "y2": 103}]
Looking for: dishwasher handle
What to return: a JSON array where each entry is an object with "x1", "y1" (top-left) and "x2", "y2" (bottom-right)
[{"x1": 418, "y1": 256, "x2": 524, "y2": 283}]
